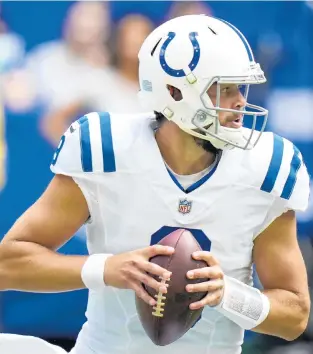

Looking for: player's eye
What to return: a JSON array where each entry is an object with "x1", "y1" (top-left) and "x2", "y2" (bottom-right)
[{"x1": 221, "y1": 86, "x2": 230, "y2": 93}]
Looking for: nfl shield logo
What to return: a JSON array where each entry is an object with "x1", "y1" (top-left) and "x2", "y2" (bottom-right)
[{"x1": 178, "y1": 199, "x2": 192, "y2": 215}]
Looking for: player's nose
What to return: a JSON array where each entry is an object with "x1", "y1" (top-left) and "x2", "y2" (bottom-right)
[{"x1": 233, "y1": 89, "x2": 246, "y2": 110}]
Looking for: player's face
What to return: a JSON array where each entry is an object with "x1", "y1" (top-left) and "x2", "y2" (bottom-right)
[{"x1": 207, "y1": 83, "x2": 246, "y2": 129}]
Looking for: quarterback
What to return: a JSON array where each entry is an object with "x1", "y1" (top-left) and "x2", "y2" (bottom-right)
[{"x1": 0, "y1": 15, "x2": 311, "y2": 354}]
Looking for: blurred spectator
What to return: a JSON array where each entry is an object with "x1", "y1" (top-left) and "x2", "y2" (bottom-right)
[
  {"x1": 167, "y1": 1, "x2": 213, "y2": 19},
  {"x1": 26, "y1": 1, "x2": 111, "y2": 111},
  {"x1": 0, "y1": 25, "x2": 24, "y2": 74},
  {"x1": 102, "y1": 14, "x2": 154, "y2": 110},
  {"x1": 0, "y1": 6, "x2": 25, "y2": 73},
  {"x1": 111, "y1": 14, "x2": 153, "y2": 91},
  {"x1": 41, "y1": 13, "x2": 154, "y2": 146},
  {"x1": 2, "y1": 69, "x2": 37, "y2": 113},
  {"x1": 0, "y1": 7, "x2": 37, "y2": 113}
]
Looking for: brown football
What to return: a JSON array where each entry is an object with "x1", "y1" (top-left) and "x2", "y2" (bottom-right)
[{"x1": 135, "y1": 228, "x2": 209, "y2": 346}]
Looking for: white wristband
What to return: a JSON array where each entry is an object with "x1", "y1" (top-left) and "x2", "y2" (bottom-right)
[
  {"x1": 215, "y1": 275, "x2": 270, "y2": 330},
  {"x1": 81, "y1": 253, "x2": 112, "y2": 291}
]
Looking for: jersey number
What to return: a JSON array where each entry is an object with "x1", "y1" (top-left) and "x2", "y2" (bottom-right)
[{"x1": 51, "y1": 135, "x2": 65, "y2": 166}]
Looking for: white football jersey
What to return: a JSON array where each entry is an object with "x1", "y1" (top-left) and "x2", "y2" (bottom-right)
[{"x1": 50, "y1": 112, "x2": 310, "y2": 354}]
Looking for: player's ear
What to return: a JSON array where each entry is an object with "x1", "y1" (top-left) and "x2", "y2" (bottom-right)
[{"x1": 166, "y1": 85, "x2": 183, "y2": 101}]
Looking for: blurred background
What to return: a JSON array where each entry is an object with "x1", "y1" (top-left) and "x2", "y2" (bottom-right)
[{"x1": 0, "y1": 1, "x2": 312, "y2": 353}]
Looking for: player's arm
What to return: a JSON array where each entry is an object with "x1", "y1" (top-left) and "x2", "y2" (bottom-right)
[
  {"x1": 187, "y1": 139, "x2": 310, "y2": 340},
  {"x1": 0, "y1": 113, "x2": 173, "y2": 304},
  {"x1": 251, "y1": 209, "x2": 310, "y2": 340},
  {"x1": 0, "y1": 174, "x2": 90, "y2": 292},
  {"x1": 0, "y1": 173, "x2": 172, "y2": 301},
  {"x1": 187, "y1": 212, "x2": 310, "y2": 341}
]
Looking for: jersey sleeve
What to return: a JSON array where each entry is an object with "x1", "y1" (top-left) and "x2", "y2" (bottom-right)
[
  {"x1": 259, "y1": 134, "x2": 310, "y2": 212},
  {"x1": 50, "y1": 119, "x2": 84, "y2": 176},
  {"x1": 247, "y1": 133, "x2": 311, "y2": 239},
  {"x1": 50, "y1": 111, "x2": 116, "y2": 176},
  {"x1": 50, "y1": 112, "x2": 117, "y2": 220},
  {"x1": 285, "y1": 151, "x2": 310, "y2": 211}
]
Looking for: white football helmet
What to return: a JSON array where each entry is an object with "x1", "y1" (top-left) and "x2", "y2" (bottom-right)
[{"x1": 138, "y1": 15, "x2": 268, "y2": 150}]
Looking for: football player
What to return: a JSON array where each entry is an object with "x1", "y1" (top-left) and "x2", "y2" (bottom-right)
[{"x1": 0, "y1": 15, "x2": 310, "y2": 354}]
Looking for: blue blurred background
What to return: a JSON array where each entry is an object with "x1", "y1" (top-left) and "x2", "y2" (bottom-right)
[{"x1": 0, "y1": 1, "x2": 312, "y2": 353}]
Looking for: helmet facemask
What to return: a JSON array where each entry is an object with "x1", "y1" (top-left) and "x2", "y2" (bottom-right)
[{"x1": 188, "y1": 75, "x2": 269, "y2": 150}]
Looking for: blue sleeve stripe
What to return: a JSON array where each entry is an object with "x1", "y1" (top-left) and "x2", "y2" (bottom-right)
[
  {"x1": 78, "y1": 116, "x2": 93, "y2": 172},
  {"x1": 280, "y1": 145, "x2": 302, "y2": 200},
  {"x1": 99, "y1": 112, "x2": 116, "y2": 172},
  {"x1": 260, "y1": 134, "x2": 284, "y2": 193}
]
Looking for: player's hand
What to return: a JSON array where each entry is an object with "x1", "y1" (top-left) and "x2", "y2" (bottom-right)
[
  {"x1": 104, "y1": 245, "x2": 174, "y2": 306},
  {"x1": 186, "y1": 251, "x2": 224, "y2": 310}
]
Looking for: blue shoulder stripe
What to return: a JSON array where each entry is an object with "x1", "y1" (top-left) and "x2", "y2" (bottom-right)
[
  {"x1": 260, "y1": 134, "x2": 284, "y2": 193},
  {"x1": 78, "y1": 116, "x2": 92, "y2": 172},
  {"x1": 99, "y1": 112, "x2": 116, "y2": 172},
  {"x1": 280, "y1": 145, "x2": 302, "y2": 200}
]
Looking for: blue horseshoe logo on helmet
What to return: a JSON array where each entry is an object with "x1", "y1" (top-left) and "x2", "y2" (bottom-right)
[{"x1": 159, "y1": 31, "x2": 200, "y2": 77}]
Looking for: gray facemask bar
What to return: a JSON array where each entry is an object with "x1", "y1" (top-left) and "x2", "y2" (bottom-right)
[{"x1": 191, "y1": 77, "x2": 269, "y2": 150}]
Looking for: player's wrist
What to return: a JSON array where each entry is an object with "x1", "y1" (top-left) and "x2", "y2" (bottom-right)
[
  {"x1": 214, "y1": 275, "x2": 270, "y2": 330},
  {"x1": 81, "y1": 253, "x2": 113, "y2": 291}
]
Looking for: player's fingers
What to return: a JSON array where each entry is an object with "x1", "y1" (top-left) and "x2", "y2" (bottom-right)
[
  {"x1": 142, "y1": 244, "x2": 175, "y2": 259},
  {"x1": 186, "y1": 279, "x2": 224, "y2": 293},
  {"x1": 132, "y1": 282, "x2": 156, "y2": 306},
  {"x1": 131, "y1": 267, "x2": 168, "y2": 294},
  {"x1": 187, "y1": 265, "x2": 223, "y2": 280},
  {"x1": 192, "y1": 251, "x2": 219, "y2": 266},
  {"x1": 189, "y1": 289, "x2": 224, "y2": 310},
  {"x1": 138, "y1": 260, "x2": 172, "y2": 280}
]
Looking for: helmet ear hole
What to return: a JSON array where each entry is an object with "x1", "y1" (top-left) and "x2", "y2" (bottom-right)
[{"x1": 166, "y1": 85, "x2": 183, "y2": 102}]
